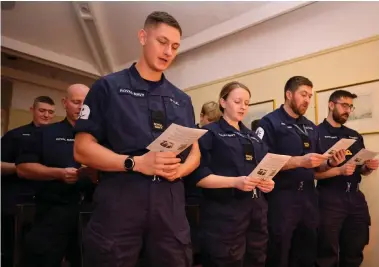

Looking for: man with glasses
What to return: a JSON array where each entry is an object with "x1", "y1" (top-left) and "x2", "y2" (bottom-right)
[{"x1": 315, "y1": 90, "x2": 378, "y2": 267}]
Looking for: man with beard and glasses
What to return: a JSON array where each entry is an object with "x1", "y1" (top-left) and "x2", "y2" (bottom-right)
[
  {"x1": 256, "y1": 76, "x2": 346, "y2": 267},
  {"x1": 315, "y1": 90, "x2": 378, "y2": 267}
]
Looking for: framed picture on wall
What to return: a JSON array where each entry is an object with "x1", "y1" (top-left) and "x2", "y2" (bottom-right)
[
  {"x1": 242, "y1": 99, "x2": 276, "y2": 130},
  {"x1": 315, "y1": 79, "x2": 379, "y2": 134}
]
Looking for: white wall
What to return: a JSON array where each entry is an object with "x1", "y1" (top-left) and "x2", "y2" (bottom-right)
[
  {"x1": 166, "y1": 1, "x2": 379, "y2": 90},
  {"x1": 11, "y1": 81, "x2": 66, "y2": 116}
]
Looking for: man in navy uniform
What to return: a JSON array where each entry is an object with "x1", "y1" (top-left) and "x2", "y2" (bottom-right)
[
  {"x1": 256, "y1": 76, "x2": 346, "y2": 267},
  {"x1": 315, "y1": 90, "x2": 378, "y2": 267},
  {"x1": 16, "y1": 84, "x2": 91, "y2": 267},
  {"x1": 1, "y1": 96, "x2": 55, "y2": 267},
  {"x1": 74, "y1": 11, "x2": 200, "y2": 267}
]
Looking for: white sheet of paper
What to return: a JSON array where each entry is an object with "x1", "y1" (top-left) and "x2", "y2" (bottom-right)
[
  {"x1": 323, "y1": 138, "x2": 356, "y2": 158},
  {"x1": 147, "y1": 123, "x2": 207, "y2": 154},
  {"x1": 348, "y1": 148, "x2": 379, "y2": 165},
  {"x1": 249, "y1": 153, "x2": 291, "y2": 180}
]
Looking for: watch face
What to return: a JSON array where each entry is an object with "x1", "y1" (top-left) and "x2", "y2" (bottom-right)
[{"x1": 125, "y1": 158, "x2": 134, "y2": 170}]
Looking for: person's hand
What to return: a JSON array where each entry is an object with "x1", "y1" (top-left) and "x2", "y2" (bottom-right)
[
  {"x1": 329, "y1": 149, "x2": 346, "y2": 167},
  {"x1": 300, "y1": 153, "x2": 328, "y2": 168},
  {"x1": 364, "y1": 159, "x2": 379, "y2": 171},
  {"x1": 134, "y1": 151, "x2": 181, "y2": 179},
  {"x1": 338, "y1": 162, "x2": 356, "y2": 176},
  {"x1": 233, "y1": 176, "x2": 261, "y2": 192},
  {"x1": 257, "y1": 179, "x2": 275, "y2": 193},
  {"x1": 60, "y1": 167, "x2": 78, "y2": 184},
  {"x1": 78, "y1": 166, "x2": 99, "y2": 184}
]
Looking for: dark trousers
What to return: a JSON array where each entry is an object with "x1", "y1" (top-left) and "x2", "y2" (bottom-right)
[
  {"x1": 316, "y1": 188, "x2": 370, "y2": 267},
  {"x1": 1, "y1": 214, "x2": 14, "y2": 267},
  {"x1": 22, "y1": 202, "x2": 80, "y2": 267},
  {"x1": 83, "y1": 175, "x2": 192, "y2": 267},
  {"x1": 1, "y1": 191, "x2": 35, "y2": 267},
  {"x1": 265, "y1": 190, "x2": 319, "y2": 267},
  {"x1": 200, "y1": 194, "x2": 268, "y2": 267}
]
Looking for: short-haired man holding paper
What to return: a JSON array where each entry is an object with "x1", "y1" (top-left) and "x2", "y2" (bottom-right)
[{"x1": 316, "y1": 90, "x2": 378, "y2": 267}]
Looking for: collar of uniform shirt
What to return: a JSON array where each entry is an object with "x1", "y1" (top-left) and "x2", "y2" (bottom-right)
[
  {"x1": 279, "y1": 104, "x2": 308, "y2": 125},
  {"x1": 128, "y1": 62, "x2": 170, "y2": 96},
  {"x1": 219, "y1": 116, "x2": 250, "y2": 134},
  {"x1": 323, "y1": 118, "x2": 346, "y2": 135}
]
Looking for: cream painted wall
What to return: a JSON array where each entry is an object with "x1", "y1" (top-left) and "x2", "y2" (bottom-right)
[
  {"x1": 185, "y1": 37, "x2": 379, "y2": 267},
  {"x1": 166, "y1": 1, "x2": 379, "y2": 90},
  {"x1": 8, "y1": 81, "x2": 66, "y2": 130}
]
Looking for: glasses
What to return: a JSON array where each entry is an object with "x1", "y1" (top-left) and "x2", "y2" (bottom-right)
[{"x1": 333, "y1": 101, "x2": 355, "y2": 112}]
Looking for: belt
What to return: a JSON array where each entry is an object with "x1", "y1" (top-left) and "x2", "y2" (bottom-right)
[
  {"x1": 275, "y1": 180, "x2": 315, "y2": 191},
  {"x1": 318, "y1": 181, "x2": 360, "y2": 193},
  {"x1": 203, "y1": 188, "x2": 262, "y2": 201}
]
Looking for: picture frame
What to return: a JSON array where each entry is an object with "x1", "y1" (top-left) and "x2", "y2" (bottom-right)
[
  {"x1": 315, "y1": 79, "x2": 379, "y2": 135},
  {"x1": 242, "y1": 99, "x2": 276, "y2": 129}
]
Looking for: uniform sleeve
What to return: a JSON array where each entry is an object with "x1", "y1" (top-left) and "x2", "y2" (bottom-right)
[
  {"x1": 359, "y1": 134, "x2": 365, "y2": 149},
  {"x1": 185, "y1": 96, "x2": 196, "y2": 129},
  {"x1": 188, "y1": 131, "x2": 214, "y2": 184},
  {"x1": 74, "y1": 78, "x2": 109, "y2": 142},
  {"x1": 1, "y1": 131, "x2": 16, "y2": 162},
  {"x1": 15, "y1": 128, "x2": 43, "y2": 165},
  {"x1": 256, "y1": 117, "x2": 276, "y2": 153},
  {"x1": 314, "y1": 127, "x2": 324, "y2": 154}
]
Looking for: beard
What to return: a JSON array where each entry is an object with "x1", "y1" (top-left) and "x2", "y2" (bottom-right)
[
  {"x1": 332, "y1": 108, "x2": 349, "y2": 124},
  {"x1": 290, "y1": 99, "x2": 307, "y2": 116}
]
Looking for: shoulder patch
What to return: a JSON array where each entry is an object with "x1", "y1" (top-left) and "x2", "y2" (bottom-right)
[
  {"x1": 256, "y1": 127, "x2": 265, "y2": 139},
  {"x1": 79, "y1": 104, "x2": 90, "y2": 120}
]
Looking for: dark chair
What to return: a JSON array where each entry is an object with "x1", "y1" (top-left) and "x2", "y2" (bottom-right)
[{"x1": 13, "y1": 203, "x2": 36, "y2": 267}]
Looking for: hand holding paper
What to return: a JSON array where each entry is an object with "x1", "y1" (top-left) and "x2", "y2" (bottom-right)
[
  {"x1": 249, "y1": 153, "x2": 291, "y2": 180},
  {"x1": 147, "y1": 123, "x2": 207, "y2": 154},
  {"x1": 323, "y1": 138, "x2": 356, "y2": 158},
  {"x1": 348, "y1": 148, "x2": 379, "y2": 165}
]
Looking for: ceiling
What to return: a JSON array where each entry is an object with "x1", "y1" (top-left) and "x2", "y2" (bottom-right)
[{"x1": 1, "y1": 1, "x2": 311, "y2": 80}]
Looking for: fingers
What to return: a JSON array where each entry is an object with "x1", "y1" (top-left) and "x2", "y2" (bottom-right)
[
  {"x1": 244, "y1": 177, "x2": 260, "y2": 187},
  {"x1": 156, "y1": 157, "x2": 181, "y2": 165},
  {"x1": 313, "y1": 153, "x2": 328, "y2": 160},
  {"x1": 156, "y1": 152, "x2": 178, "y2": 158}
]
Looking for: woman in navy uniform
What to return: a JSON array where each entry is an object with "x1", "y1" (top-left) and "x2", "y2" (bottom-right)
[
  {"x1": 192, "y1": 81, "x2": 275, "y2": 267},
  {"x1": 74, "y1": 12, "x2": 200, "y2": 267}
]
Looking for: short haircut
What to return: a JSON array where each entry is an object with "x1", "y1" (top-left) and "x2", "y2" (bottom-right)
[
  {"x1": 284, "y1": 76, "x2": 313, "y2": 100},
  {"x1": 33, "y1": 96, "x2": 55, "y2": 107},
  {"x1": 329, "y1": 90, "x2": 357, "y2": 102},
  {"x1": 144, "y1": 11, "x2": 182, "y2": 36},
  {"x1": 251, "y1": 119, "x2": 260, "y2": 131},
  {"x1": 201, "y1": 101, "x2": 221, "y2": 122}
]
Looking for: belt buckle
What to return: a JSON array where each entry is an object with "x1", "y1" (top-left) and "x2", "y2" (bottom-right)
[
  {"x1": 298, "y1": 181, "x2": 304, "y2": 191},
  {"x1": 152, "y1": 175, "x2": 161, "y2": 182},
  {"x1": 252, "y1": 188, "x2": 259, "y2": 199},
  {"x1": 346, "y1": 182, "x2": 351, "y2": 193}
]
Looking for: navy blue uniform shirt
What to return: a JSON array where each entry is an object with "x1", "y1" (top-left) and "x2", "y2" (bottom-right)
[
  {"x1": 317, "y1": 119, "x2": 365, "y2": 187},
  {"x1": 74, "y1": 63, "x2": 196, "y2": 177},
  {"x1": 16, "y1": 119, "x2": 83, "y2": 204},
  {"x1": 2, "y1": 122, "x2": 39, "y2": 212},
  {"x1": 257, "y1": 105, "x2": 321, "y2": 188},
  {"x1": 193, "y1": 117, "x2": 268, "y2": 199}
]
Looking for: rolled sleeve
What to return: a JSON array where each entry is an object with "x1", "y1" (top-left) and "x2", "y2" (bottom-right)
[
  {"x1": 257, "y1": 117, "x2": 276, "y2": 153},
  {"x1": 190, "y1": 131, "x2": 214, "y2": 184},
  {"x1": 74, "y1": 78, "x2": 109, "y2": 142}
]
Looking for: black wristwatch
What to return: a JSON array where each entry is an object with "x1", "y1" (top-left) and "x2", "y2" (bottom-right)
[
  {"x1": 327, "y1": 158, "x2": 335, "y2": 167},
  {"x1": 124, "y1": 156, "x2": 135, "y2": 171}
]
